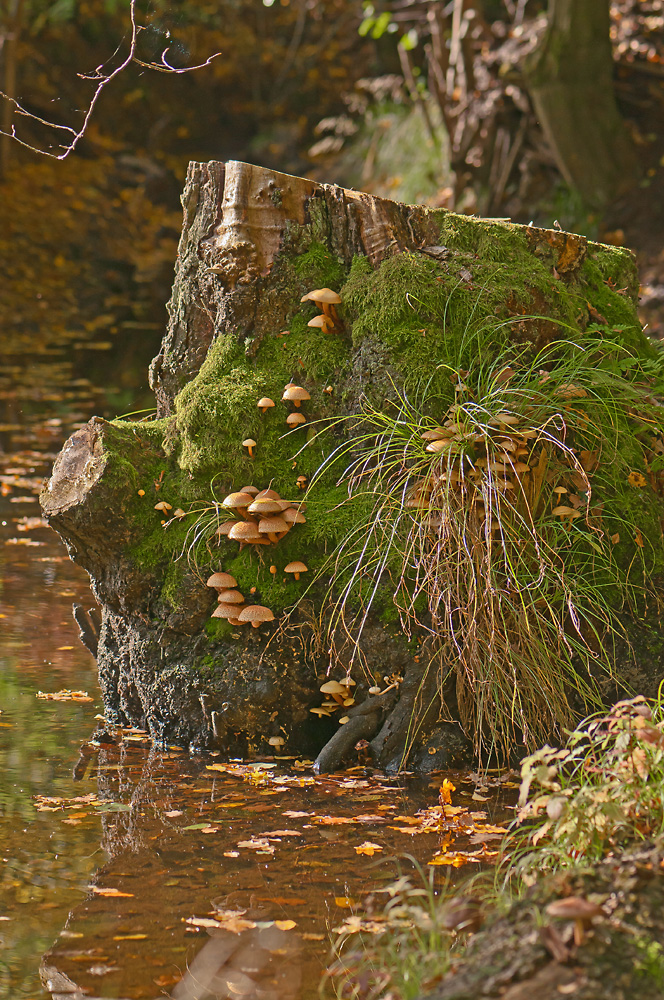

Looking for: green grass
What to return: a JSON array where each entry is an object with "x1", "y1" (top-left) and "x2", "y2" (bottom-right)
[{"x1": 301, "y1": 333, "x2": 664, "y2": 761}]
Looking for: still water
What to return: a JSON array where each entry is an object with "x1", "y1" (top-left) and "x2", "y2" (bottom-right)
[{"x1": 0, "y1": 332, "x2": 512, "y2": 999}]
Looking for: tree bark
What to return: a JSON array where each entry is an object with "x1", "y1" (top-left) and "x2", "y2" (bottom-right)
[{"x1": 525, "y1": 0, "x2": 637, "y2": 208}]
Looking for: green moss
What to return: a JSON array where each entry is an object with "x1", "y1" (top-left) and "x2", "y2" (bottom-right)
[{"x1": 96, "y1": 215, "x2": 657, "y2": 633}]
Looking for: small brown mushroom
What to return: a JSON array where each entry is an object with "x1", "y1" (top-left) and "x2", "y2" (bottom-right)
[
  {"x1": 154, "y1": 501, "x2": 172, "y2": 515},
  {"x1": 323, "y1": 385, "x2": 334, "y2": 395},
  {"x1": 296, "y1": 475, "x2": 308, "y2": 490},
  {"x1": 228, "y1": 521, "x2": 267, "y2": 545},
  {"x1": 239, "y1": 485, "x2": 260, "y2": 496},
  {"x1": 310, "y1": 706, "x2": 331, "y2": 717},
  {"x1": 237, "y1": 604, "x2": 275, "y2": 628},
  {"x1": 307, "y1": 314, "x2": 334, "y2": 333},
  {"x1": 207, "y1": 572, "x2": 238, "y2": 590},
  {"x1": 248, "y1": 498, "x2": 284, "y2": 516},
  {"x1": 242, "y1": 438, "x2": 257, "y2": 458},
  {"x1": 222, "y1": 492, "x2": 256, "y2": 520},
  {"x1": 546, "y1": 896, "x2": 603, "y2": 947},
  {"x1": 282, "y1": 385, "x2": 310, "y2": 408},
  {"x1": 216, "y1": 520, "x2": 237, "y2": 537},
  {"x1": 255, "y1": 488, "x2": 281, "y2": 501},
  {"x1": 285, "y1": 560, "x2": 308, "y2": 581},
  {"x1": 282, "y1": 508, "x2": 306, "y2": 525},
  {"x1": 269, "y1": 564, "x2": 277, "y2": 575},
  {"x1": 286, "y1": 412, "x2": 307, "y2": 428},
  {"x1": 320, "y1": 680, "x2": 347, "y2": 705},
  {"x1": 257, "y1": 398, "x2": 275, "y2": 414},
  {"x1": 216, "y1": 589, "x2": 245, "y2": 604},
  {"x1": 258, "y1": 515, "x2": 289, "y2": 543},
  {"x1": 268, "y1": 736, "x2": 285, "y2": 748},
  {"x1": 212, "y1": 602, "x2": 243, "y2": 620}
]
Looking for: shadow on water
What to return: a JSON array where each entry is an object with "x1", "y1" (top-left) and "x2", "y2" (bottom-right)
[{"x1": 0, "y1": 320, "x2": 516, "y2": 999}]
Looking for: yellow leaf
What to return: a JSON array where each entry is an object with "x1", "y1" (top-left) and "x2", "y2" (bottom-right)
[
  {"x1": 355, "y1": 841, "x2": 383, "y2": 856},
  {"x1": 439, "y1": 778, "x2": 456, "y2": 805},
  {"x1": 113, "y1": 933, "x2": 147, "y2": 941},
  {"x1": 628, "y1": 471, "x2": 647, "y2": 488},
  {"x1": 275, "y1": 919, "x2": 297, "y2": 930},
  {"x1": 91, "y1": 887, "x2": 134, "y2": 897}
]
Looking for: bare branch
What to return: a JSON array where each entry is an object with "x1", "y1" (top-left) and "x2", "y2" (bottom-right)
[{"x1": 0, "y1": 0, "x2": 220, "y2": 159}]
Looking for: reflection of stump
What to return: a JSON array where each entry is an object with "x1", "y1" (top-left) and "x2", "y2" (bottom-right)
[{"x1": 41, "y1": 160, "x2": 654, "y2": 766}]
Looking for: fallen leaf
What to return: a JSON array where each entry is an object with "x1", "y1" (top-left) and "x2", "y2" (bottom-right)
[
  {"x1": 113, "y1": 934, "x2": 147, "y2": 941},
  {"x1": 91, "y1": 887, "x2": 134, "y2": 898},
  {"x1": 275, "y1": 919, "x2": 297, "y2": 930},
  {"x1": 439, "y1": 779, "x2": 456, "y2": 805},
  {"x1": 355, "y1": 841, "x2": 383, "y2": 856}
]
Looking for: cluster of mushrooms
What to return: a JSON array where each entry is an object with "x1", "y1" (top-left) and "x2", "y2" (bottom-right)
[
  {"x1": 217, "y1": 485, "x2": 308, "y2": 562},
  {"x1": 310, "y1": 677, "x2": 356, "y2": 723},
  {"x1": 254, "y1": 382, "x2": 311, "y2": 438},
  {"x1": 409, "y1": 397, "x2": 590, "y2": 530},
  {"x1": 300, "y1": 287, "x2": 342, "y2": 335},
  {"x1": 207, "y1": 572, "x2": 274, "y2": 628}
]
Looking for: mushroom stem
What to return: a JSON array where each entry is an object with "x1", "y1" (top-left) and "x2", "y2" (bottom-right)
[{"x1": 293, "y1": 571, "x2": 300, "y2": 580}]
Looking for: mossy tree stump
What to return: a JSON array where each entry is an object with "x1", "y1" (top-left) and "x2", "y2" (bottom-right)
[{"x1": 41, "y1": 161, "x2": 664, "y2": 769}]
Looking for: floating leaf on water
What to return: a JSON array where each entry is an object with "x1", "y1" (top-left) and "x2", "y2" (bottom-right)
[
  {"x1": 355, "y1": 841, "x2": 383, "y2": 856},
  {"x1": 90, "y1": 887, "x2": 134, "y2": 897}
]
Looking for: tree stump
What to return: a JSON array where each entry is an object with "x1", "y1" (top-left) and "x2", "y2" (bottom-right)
[{"x1": 41, "y1": 160, "x2": 662, "y2": 769}]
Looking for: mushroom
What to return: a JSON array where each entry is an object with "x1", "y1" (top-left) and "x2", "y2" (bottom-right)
[
  {"x1": 154, "y1": 501, "x2": 172, "y2": 515},
  {"x1": 282, "y1": 385, "x2": 310, "y2": 408},
  {"x1": 216, "y1": 589, "x2": 245, "y2": 604},
  {"x1": 222, "y1": 492, "x2": 256, "y2": 520},
  {"x1": 368, "y1": 686, "x2": 382, "y2": 695},
  {"x1": 287, "y1": 412, "x2": 307, "y2": 428},
  {"x1": 212, "y1": 602, "x2": 245, "y2": 626},
  {"x1": 248, "y1": 497, "x2": 284, "y2": 517},
  {"x1": 310, "y1": 706, "x2": 331, "y2": 717},
  {"x1": 320, "y1": 680, "x2": 348, "y2": 706},
  {"x1": 268, "y1": 736, "x2": 285, "y2": 748},
  {"x1": 216, "y1": 520, "x2": 237, "y2": 537},
  {"x1": 421, "y1": 428, "x2": 449, "y2": 441},
  {"x1": 239, "y1": 485, "x2": 260, "y2": 496},
  {"x1": 282, "y1": 508, "x2": 306, "y2": 525},
  {"x1": 228, "y1": 521, "x2": 268, "y2": 545},
  {"x1": 242, "y1": 438, "x2": 257, "y2": 458},
  {"x1": 296, "y1": 475, "x2": 308, "y2": 490},
  {"x1": 237, "y1": 605, "x2": 275, "y2": 628},
  {"x1": 269, "y1": 565, "x2": 277, "y2": 575},
  {"x1": 285, "y1": 560, "x2": 308, "y2": 581},
  {"x1": 323, "y1": 385, "x2": 333, "y2": 395},
  {"x1": 207, "y1": 572, "x2": 238, "y2": 591},
  {"x1": 546, "y1": 896, "x2": 603, "y2": 947},
  {"x1": 307, "y1": 314, "x2": 334, "y2": 334},
  {"x1": 258, "y1": 515, "x2": 289, "y2": 543},
  {"x1": 257, "y1": 398, "x2": 275, "y2": 414},
  {"x1": 255, "y1": 488, "x2": 280, "y2": 500},
  {"x1": 301, "y1": 288, "x2": 341, "y2": 321}
]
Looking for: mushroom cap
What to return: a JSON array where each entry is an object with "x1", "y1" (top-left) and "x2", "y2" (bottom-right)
[
  {"x1": 320, "y1": 680, "x2": 347, "y2": 695},
  {"x1": 248, "y1": 498, "x2": 284, "y2": 515},
  {"x1": 282, "y1": 508, "x2": 306, "y2": 524},
  {"x1": 207, "y1": 572, "x2": 237, "y2": 589},
  {"x1": 307, "y1": 315, "x2": 333, "y2": 330},
  {"x1": 282, "y1": 385, "x2": 310, "y2": 404},
  {"x1": 257, "y1": 397, "x2": 275, "y2": 410},
  {"x1": 239, "y1": 485, "x2": 260, "y2": 496},
  {"x1": 268, "y1": 736, "x2": 285, "y2": 746},
  {"x1": 222, "y1": 491, "x2": 255, "y2": 509},
  {"x1": 313, "y1": 287, "x2": 341, "y2": 304},
  {"x1": 421, "y1": 428, "x2": 448, "y2": 441},
  {"x1": 286, "y1": 412, "x2": 307, "y2": 427},
  {"x1": 242, "y1": 438, "x2": 257, "y2": 448},
  {"x1": 341, "y1": 677, "x2": 356, "y2": 686},
  {"x1": 258, "y1": 516, "x2": 289, "y2": 535},
  {"x1": 216, "y1": 520, "x2": 237, "y2": 537},
  {"x1": 237, "y1": 604, "x2": 275, "y2": 625},
  {"x1": 154, "y1": 501, "x2": 173, "y2": 511},
  {"x1": 310, "y1": 706, "x2": 331, "y2": 717},
  {"x1": 216, "y1": 589, "x2": 245, "y2": 604},
  {"x1": 228, "y1": 521, "x2": 262, "y2": 541},
  {"x1": 255, "y1": 488, "x2": 281, "y2": 500},
  {"x1": 546, "y1": 897, "x2": 603, "y2": 920},
  {"x1": 212, "y1": 602, "x2": 243, "y2": 619},
  {"x1": 284, "y1": 560, "x2": 308, "y2": 575}
]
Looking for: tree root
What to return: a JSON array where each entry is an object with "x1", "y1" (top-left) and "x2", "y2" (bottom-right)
[{"x1": 313, "y1": 689, "x2": 398, "y2": 774}]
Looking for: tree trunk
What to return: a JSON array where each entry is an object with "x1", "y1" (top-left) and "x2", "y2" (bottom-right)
[
  {"x1": 40, "y1": 160, "x2": 659, "y2": 770},
  {"x1": 525, "y1": 0, "x2": 637, "y2": 208}
]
